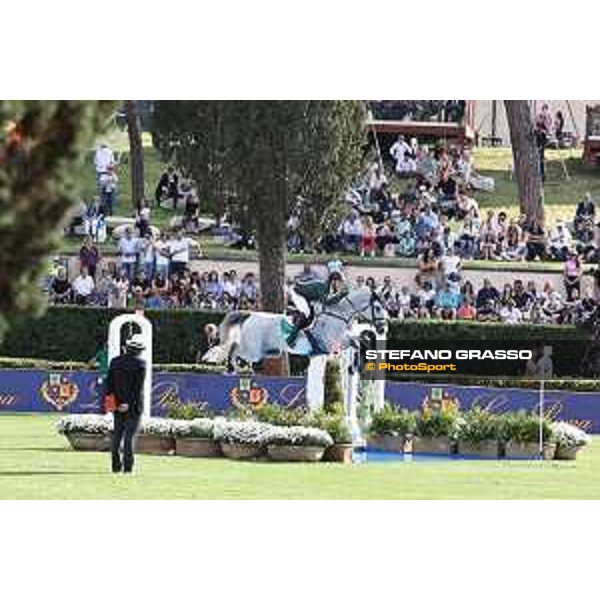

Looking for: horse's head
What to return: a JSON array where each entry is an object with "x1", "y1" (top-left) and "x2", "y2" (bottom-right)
[{"x1": 351, "y1": 288, "x2": 388, "y2": 335}]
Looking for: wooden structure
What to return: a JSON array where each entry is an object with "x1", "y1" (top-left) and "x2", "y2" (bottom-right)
[
  {"x1": 367, "y1": 100, "x2": 476, "y2": 153},
  {"x1": 583, "y1": 105, "x2": 600, "y2": 165}
]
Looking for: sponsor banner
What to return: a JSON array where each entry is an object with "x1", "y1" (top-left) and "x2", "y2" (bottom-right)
[{"x1": 0, "y1": 368, "x2": 599, "y2": 432}]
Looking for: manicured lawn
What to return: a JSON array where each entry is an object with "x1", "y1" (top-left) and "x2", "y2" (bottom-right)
[{"x1": 0, "y1": 413, "x2": 598, "y2": 499}]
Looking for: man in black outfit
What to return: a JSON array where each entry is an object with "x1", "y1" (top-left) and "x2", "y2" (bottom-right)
[{"x1": 106, "y1": 335, "x2": 147, "y2": 473}]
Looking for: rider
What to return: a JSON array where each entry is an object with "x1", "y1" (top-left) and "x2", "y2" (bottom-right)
[{"x1": 285, "y1": 263, "x2": 349, "y2": 353}]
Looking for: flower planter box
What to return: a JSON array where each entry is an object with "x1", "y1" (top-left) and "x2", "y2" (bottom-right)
[
  {"x1": 324, "y1": 444, "x2": 354, "y2": 464},
  {"x1": 554, "y1": 446, "x2": 581, "y2": 461},
  {"x1": 457, "y1": 440, "x2": 500, "y2": 458},
  {"x1": 135, "y1": 434, "x2": 175, "y2": 455},
  {"x1": 175, "y1": 438, "x2": 222, "y2": 458},
  {"x1": 220, "y1": 442, "x2": 263, "y2": 460},
  {"x1": 505, "y1": 441, "x2": 556, "y2": 460},
  {"x1": 65, "y1": 433, "x2": 110, "y2": 452},
  {"x1": 367, "y1": 434, "x2": 407, "y2": 453},
  {"x1": 412, "y1": 436, "x2": 453, "y2": 455},
  {"x1": 267, "y1": 445, "x2": 325, "y2": 462}
]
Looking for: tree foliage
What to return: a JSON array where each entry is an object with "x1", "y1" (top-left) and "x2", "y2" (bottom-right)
[
  {"x1": 0, "y1": 100, "x2": 115, "y2": 341},
  {"x1": 152, "y1": 100, "x2": 366, "y2": 314}
]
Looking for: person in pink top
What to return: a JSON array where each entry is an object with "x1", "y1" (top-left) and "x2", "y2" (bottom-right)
[{"x1": 563, "y1": 252, "x2": 581, "y2": 301}]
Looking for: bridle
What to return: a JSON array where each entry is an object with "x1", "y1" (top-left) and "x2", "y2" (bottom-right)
[{"x1": 320, "y1": 292, "x2": 386, "y2": 330}]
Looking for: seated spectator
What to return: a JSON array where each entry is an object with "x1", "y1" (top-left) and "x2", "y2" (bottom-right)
[
  {"x1": 434, "y1": 282, "x2": 461, "y2": 319},
  {"x1": 108, "y1": 270, "x2": 129, "y2": 309},
  {"x1": 480, "y1": 210, "x2": 500, "y2": 260},
  {"x1": 457, "y1": 215, "x2": 479, "y2": 258},
  {"x1": 476, "y1": 278, "x2": 499, "y2": 309},
  {"x1": 93, "y1": 267, "x2": 113, "y2": 306},
  {"x1": 72, "y1": 267, "x2": 95, "y2": 305},
  {"x1": 549, "y1": 222, "x2": 572, "y2": 260},
  {"x1": 436, "y1": 170, "x2": 459, "y2": 217},
  {"x1": 525, "y1": 220, "x2": 546, "y2": 261},
  {"x1": 440, "y1": 246, "x2": 461, "y2": 285},
  {"x1": 240, "y1": 272, "x2": 259, "y2": 306},
  {"x1": 502, "y1": 218, "x2": 527, "y2": 261},
  {"x1": 574, "y1": 192, "x2": 596, "y2": 241},
  {"x1": 50, "y1": 266, "x2": 72, "y2": 304},
  {"x1": 512, "y1": 280, "x2": 533, "y2": 311},
  {"x1": 457, "y1": 297, "x2": 477, "y2": 320},
  {"x1": 135, "y1": 202, "x2": 151, "y2": 238},
  {"x1": 223, "y1": 270, "x2": 241, "y2": 301},
  {"x1": 499, "y1": 298, "x2": 522, "y2": 323},
  {"x1": 168, "y1": 229, "x2": 200, "y2": 276},
  {"x1": 396, "y1": 285, "x2": 413, "y2": 319}
]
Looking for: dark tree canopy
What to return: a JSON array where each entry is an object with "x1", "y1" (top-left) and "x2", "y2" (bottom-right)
[
  {"x1": 0, "y1": 100, "x2": 115, "y2": 340},
  {"x1": 153, "y1": 100, "x2": 367, "y2": 313},
  {"x1": 125, "y1": 100, "x2": 146, "y2": 210}
]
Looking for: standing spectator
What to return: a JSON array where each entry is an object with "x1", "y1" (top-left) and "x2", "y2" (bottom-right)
[
  {"x1": 360, "y1": 216, "x2": 377, "y2": 257},
  {"x1": 79, "y1": 236, "x2": 101, "y2": 280},
  {"x1": 141, "y1": 233, "x2": 156, "y2": 280},
  {"x1": 136, "y1": 202, "x2": 151, "y2": 238},
  {"x1": 563, "y1": 252, "x2": 582, "y2": 301},
  {"x1": 155, "y1": 166, "x2": 180, "y2": 208},
  {"x1": 106, "y1": 335, "x2": 147, "y2": 474},
  {"x1": 94, "y1": 143, "x2": 115, "y2": 178},
  {"x1": 390, "y1": 135, "x2": 413, "y2": 174},
  {"x1": 98, "y1": 165, "x2": 118, "y2": 215},
  {"x1": 72, "y1": 267, "x2": 95, "y2": 305},
  {"x1": 117, "y1": 228, "x2": 140, "y2": 281},
  {"x1": 534, "y1": 104, "x2": 553, "y2": 181},
  {"x1": 154, "y1": 232, "x2": 171, "y2": 280},
  {"x1": 525, "y1": 220, "x2": 546, "y2": 261},
  {"x1": 167, "y1": 229, "x2": 200, "y2": 276}
]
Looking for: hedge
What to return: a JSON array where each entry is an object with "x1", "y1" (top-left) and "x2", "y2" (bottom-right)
[{"x1": 0, "y1": 307, "x2": 591, "y2": 373}]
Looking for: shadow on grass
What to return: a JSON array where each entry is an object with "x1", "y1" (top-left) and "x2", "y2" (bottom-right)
[{"x1": 0, "y1": 447, "x2": 72, "y2": 453}]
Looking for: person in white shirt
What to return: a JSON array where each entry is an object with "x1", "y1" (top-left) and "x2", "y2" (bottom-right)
[
  {"x1": 499, "y1": 299, "x2": 522, "y2": 324},
  {"x1": 549, "y1": 222, "x2": 572, "y2": 260},
  {"x1": 94, "y1": 143, "x2": 115, "y2": 177},
  {"x1": 440, "y1": 247, "x2": 461, "y2": 281},
  {"x1": 72, "y1": 267, "x2": 95, "y2": 305},
  {"x1": 390, "y1": 135, "x2": 415, "y2": 174},
  {"x1": 117, "y1": 228, "x2": 141, "y2": 281},
  {"x1": 222, "y1": 270, "x2": 240, "y2": 300},
  {"x1": 341, "y1": 212, "x2": 363, "y2": 252},
  {"x1": 168, "y1": 229, "x2": 200, "y2": 276},
  {"x1": 154, "y1": 233, "x2": 171, "y2": 280}
]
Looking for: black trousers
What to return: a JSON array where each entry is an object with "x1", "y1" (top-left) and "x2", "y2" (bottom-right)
[{"x1": 111, "y1": 412, "x2": 141, "y2": 473}]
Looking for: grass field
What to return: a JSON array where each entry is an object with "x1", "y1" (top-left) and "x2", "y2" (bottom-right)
[{"x1": 1, "y1": 413, "x2": 598, "y2": 499}]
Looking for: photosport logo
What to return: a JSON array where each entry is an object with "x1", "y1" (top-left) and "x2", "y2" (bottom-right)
[
  {"x1": 40, "y1": 373, "x2": 79, "y2": 411},
  {"x1": 230, "y1": 377, "x2": 269, "y2": 411}
]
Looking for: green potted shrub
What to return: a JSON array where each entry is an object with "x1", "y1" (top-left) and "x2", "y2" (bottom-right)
[
  {"x1": 456, "y1": 407, "x2": 500, "y2": 458},
  {"x1": 306, "y1": 407, "x2": 354, "y2": 463},
  {"x1": 413, "y1": 407, "x2": 461, "y2": 455},
  {"x1": 136, "y1": 418, "x2": 176, "y2": 455},
  {"x1": 368, "y1": 404, "x2": 417, "y2": 453},
  {"x1": 551, "y1": 421, "x2": 591, "y2": 460},
  {"x1": 174, "y1": 418, "x2": 221, "y2": 458},
  {"x1": 255, "y1": 404, "x2": 307, "y2": 427},
  {"x1": 213, "y1": 420, "x2": 275, "y2": 459},
  {"x1": 267, "y1": 426, "x2": 333, "y2": 462},
  {"x1": 56, "y1": 414, "x2": 112, "y2": 452},
  {"x1": 323, "y1": 357, "x2": 345, "y2": 412},
  {"x1": 498, "y1": 411, "x2": 554, "y2": 459}
]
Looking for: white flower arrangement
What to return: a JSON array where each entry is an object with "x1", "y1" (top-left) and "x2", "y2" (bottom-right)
[
  {"x1": 213, "y1": 420, "x2": 276, "y2": 446},
  {"x1": 551, "y1": 422, "x2": 591, "y2": 449},
  {"x1": 268, "y1": 426, "x2": 333, "y2": 448},
  {"x1": 56, "y1": 414, "x2": 113, "y2": 435},
  {"x1": 138, "y1": 417, "x2": 178, "y2": 437},
  {"x1": 172, "y1": 418, "x2": 215, "y2": 439}
]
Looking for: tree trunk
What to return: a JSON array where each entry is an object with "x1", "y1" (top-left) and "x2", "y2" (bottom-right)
[
  {"x1": 504, "y1": 100, "x2": 544, "y2": 226},
  {"x1": 256, "y1": 200, "x2": 288, "y2": 375},
  {"x1": 125, "y1": 100, "x2": 145, "y2": 211}
]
